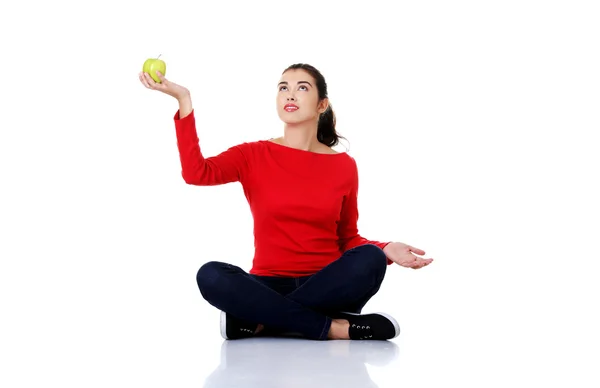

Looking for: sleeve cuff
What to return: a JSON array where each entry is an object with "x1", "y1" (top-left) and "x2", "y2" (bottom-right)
[
  {"x1": 379, "y1": 241, "x2": 394, "y2": 265},
  {"x1": 174, "y1": 109, "x2": 194, "y2": 121}
]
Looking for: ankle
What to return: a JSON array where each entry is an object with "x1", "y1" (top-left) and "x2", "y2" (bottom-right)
[
  {"x1": 327, "y1": 319, "x2": 350, "y2": 340},
  {"x1": 255, "y1": 324, "x2": 264, "y2": 335}
]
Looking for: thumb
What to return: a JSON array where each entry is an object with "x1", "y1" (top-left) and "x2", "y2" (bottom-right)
[
  {"x1": 156, "y1": 70, "x2": 167, "y2": 83},
  {"x1": 408, "y1": 245, "x2": 425, "y2": 255}
]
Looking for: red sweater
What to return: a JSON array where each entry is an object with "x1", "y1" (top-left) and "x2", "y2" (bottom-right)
[{"x1": 174, "y1": 110, "x2": 391, "y2": 276}]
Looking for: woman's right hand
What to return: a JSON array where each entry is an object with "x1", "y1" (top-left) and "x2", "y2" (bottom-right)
[{"x1": 139, "y1": 71, "x2": 190, "y2": 101}]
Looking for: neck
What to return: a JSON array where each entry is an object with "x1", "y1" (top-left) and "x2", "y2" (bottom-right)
[{"x1": 282, "y1": 120, "x2": 320, "y2": 151}]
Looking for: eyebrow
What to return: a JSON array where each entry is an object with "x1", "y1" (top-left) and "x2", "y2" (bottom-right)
[{"x1": 278, "y1": 81, "x2": 313, "y2": 87}]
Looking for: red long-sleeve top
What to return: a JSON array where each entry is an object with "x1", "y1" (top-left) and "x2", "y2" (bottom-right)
[{"x1": 174, "y1": 110, "x2": 391, "y2": 276}]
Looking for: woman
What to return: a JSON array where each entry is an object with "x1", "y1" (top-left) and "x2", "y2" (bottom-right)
[{"x1": 139, "y1": 63, "x2": 434, "y2": 341}]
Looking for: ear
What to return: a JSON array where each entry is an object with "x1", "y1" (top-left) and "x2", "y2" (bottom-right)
[{"x1": 318, "y1": 98, "x2": 329, "y2": 114}]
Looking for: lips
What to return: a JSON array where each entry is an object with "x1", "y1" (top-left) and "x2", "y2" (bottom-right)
[{"x1": 284, "y1": 104, "x2": 299, "y2": 112}]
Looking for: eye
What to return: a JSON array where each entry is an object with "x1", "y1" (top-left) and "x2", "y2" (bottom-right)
[
  {"x1": 299, "y1": 85, "x2": 308, "y2": 91},
  {"x1": 279, "y1": 86, "x2": 288, "y2": 91}
]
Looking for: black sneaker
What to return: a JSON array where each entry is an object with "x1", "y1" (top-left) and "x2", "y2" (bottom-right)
[
  {"x1": 220, "y1": 311, "x2": 259, "y2": 340},
  {"x1": 337, "y1": 312, "x2": 400, "y2": 340}
]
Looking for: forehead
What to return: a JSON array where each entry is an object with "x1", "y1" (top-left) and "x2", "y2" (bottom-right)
[{"x1": 279, "y1": 69, "x2": 315, "y2": 84}]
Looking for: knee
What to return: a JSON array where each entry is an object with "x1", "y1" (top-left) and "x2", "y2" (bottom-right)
[
  {"x1": 196, "y1": 261, "x2": 227, "y2": 299},
  {"x1": 349, "y1": 244, "x2": 387, "y2": 279},
  {"x1": 357, "y1": 244, "x2": 388, "y2": 264}
]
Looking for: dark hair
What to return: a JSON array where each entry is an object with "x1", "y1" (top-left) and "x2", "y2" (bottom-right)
[{"x1": 282, "y1": 63, "x2": 348, "y2": 148}]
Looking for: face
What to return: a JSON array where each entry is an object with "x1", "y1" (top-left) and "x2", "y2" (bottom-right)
[{"x1": 276, "y1": 69, "x2": 328, "y2": 125}]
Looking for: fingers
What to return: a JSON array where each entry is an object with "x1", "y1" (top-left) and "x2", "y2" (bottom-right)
[
  {"x1": 411, "y1": 258, "x2": 433, "y2": 269},
  {"x1": 140, "y1": 71, "x2": 172, "y2": 94},
  {"x1": 139, "y1": 72, "x2": 151, "y2": 88},
  {"x1": 398, "y1": 256, "x2": 432, "y2": 269},
  {"x1": 399, "y1": 255, "x2": 433, "y2": 269},
  {"x1": 140, "y1": 71, "x2": 157, "y2": 89}
]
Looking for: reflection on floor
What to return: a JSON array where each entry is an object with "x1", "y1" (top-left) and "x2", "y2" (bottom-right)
[{"x1": 202, "y1": 337, "x2": 399, "y2": 387}]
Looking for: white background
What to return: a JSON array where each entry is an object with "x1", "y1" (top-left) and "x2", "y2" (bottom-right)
[{"x1": 1, "y1": 0, "x2": 599, "y2": 386}]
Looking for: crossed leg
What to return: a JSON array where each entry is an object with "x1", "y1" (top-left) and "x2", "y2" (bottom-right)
[{"x1": 197, "y1": 244, "x2": 388, "y2": 340}]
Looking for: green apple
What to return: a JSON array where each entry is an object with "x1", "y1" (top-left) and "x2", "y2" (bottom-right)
[{"x1": 143, "y1": 55, "x2": 166, "y2": 83}]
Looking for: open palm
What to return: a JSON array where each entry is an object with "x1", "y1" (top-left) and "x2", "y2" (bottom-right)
[{"x1": 383, "y1": 242, "x2": 434, "y2": 269}]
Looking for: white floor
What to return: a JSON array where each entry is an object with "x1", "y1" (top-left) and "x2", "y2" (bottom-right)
[{"x1": 202, "y1": 337, "x2": 398, "y2": 388}]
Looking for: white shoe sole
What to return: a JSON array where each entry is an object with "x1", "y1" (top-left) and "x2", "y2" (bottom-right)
[
  {"x1": 342, "y1": 311, "x2": 401, "y2": 339},
  {"x1": 220, "y1": 311, "x2": 229, "y2": 340}
]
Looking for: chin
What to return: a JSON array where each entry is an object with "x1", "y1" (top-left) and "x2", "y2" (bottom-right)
[
  {"x1": 278, "y1": 115, "x2": 304, "y2": 125},
  {"x1": 279, "y1": 113, "x2": 316, "y2": 125}
]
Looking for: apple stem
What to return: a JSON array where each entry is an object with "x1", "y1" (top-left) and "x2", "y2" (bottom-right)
[{"x1": 157, "y1": 54, "x2": 162, "y2": 59}]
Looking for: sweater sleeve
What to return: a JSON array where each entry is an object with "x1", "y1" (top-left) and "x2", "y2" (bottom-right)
[
  {"x1": 337, "y1": 157, "x2": 394, "y2": 265},
  {"x1": 174, "y1": 109, "x2": 250, "y2": 186}
]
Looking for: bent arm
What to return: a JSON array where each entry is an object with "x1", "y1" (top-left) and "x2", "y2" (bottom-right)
[
  {"x1": 174, "y1": 97, "x2": 250, "y2": 186},
  {"x1": 177, "y1": 92, "x2": 193, "y2": 119}
]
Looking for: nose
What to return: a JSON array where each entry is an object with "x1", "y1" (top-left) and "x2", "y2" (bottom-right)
[{"x1": 286, "y1": 94, "x2": 296, "y2": 101}]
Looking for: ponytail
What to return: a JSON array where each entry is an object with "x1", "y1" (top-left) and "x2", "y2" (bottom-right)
[
  {"x1": 317, "y1": 104, "x2": 347, "y2": 148},
  {"x1": 317, "y1": 104, "x2": 338, "y2": 147}
]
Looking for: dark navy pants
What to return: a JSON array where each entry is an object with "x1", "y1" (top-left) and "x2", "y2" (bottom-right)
[{"x1": 196, "y1": 244, "x2": 388, "y2": 340}]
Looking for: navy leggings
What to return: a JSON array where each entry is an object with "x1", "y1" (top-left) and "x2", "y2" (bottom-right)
[{"x1": 196, "y1": 244, "x2": 388, "y2": 340}]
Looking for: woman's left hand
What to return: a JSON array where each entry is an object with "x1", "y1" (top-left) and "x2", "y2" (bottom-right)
[{"x1": 383, "y1": 242, "x2": 434, "y2": 269}]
